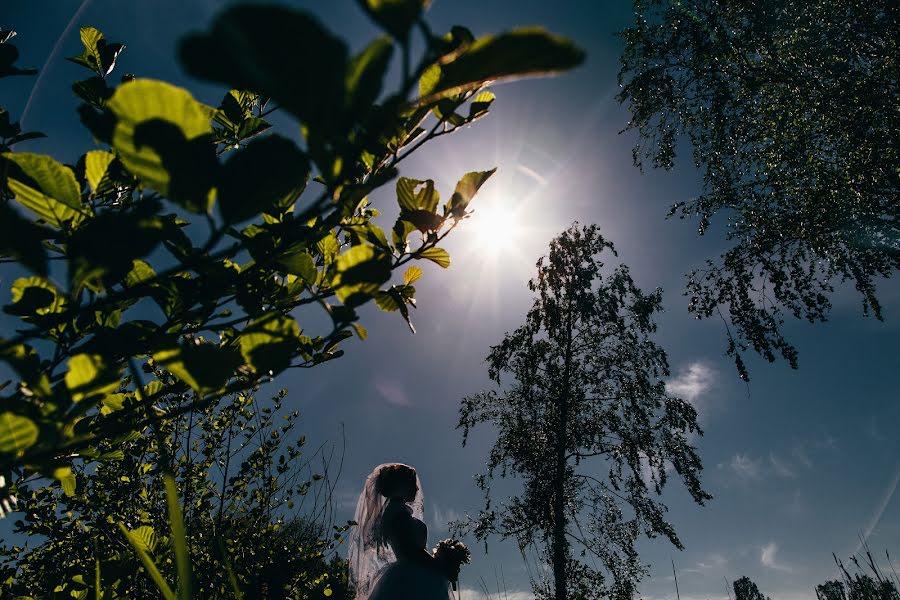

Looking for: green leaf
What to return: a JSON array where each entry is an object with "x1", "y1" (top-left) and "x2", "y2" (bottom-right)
[
  {"x1": 469, "y1": 90, "x2": 496, "y2": 119},
  {"x1": 84, "y1": 150, "x2": 115, "y2": 192},
  {"x1": 448, "y1": 168, "x2": 496, "y2": 218},
  {"x1": 107, "y1": 79, "x2": 216, "y2": 211},
  {"x1": 53, "y1": 466, "x2": 76, "y2": 497},
  {"x1": 413, "y1": 28, "x2": 584, "y2": 106},
  {"x1": 66, "y1": 27, "x2": 124, "y2": 77},
  {"x1": 118, "y1": 523, "x2": 176, "y2": 600},
  {"x1": 0, "y1": 412, "x2": 39, "y2": 456},
  {"x1": 152, "y1": 343, "x2": 239, "y2": 396},
  {"x1": 396, "y1": 177, "x2": 423, "y2": 212},
  {"x1": 419, "y1": 63, "x2": 441, "y2": 97},
  {"x1": 346, "y1": 37, "x2": 393, "y2": 111},
  {"x1": 130, "y1": 526, "x2": 158, "y2": 553},
  {"x1": 217, "y1": 134, "x2": 309, "y2": 223},
  {"x1": 332, "y1": 244, "x2": 392, "y2": 307},
  {"x1": 3, "y1": 152, "x2": 88, "y2": 228},
  {"x1": 96, "y1": 449, "x2": 124, "y2": 461},
  {"x1": 66, "y1": 27, "x2": 104, "y2": 72},
  {"x1": 392, "y1": 219, "x2": 417, "y2": 250},
  {"x1": 357, "y1": 0, "x2": 430, "y2": 41},
  {"x1": 239, "y1": 313, "x2": 301, "y2": 375},
  {"x1": 100, "y1": 393, "x2": 127, "y2": 415},
  {"x1": 404, "y1": 265, "x2": 422, "y2": 284},
  {"x1": 65, "y1": 353, "x2": 121, "y2": 403},
  {"x1": 180, "y1": 6, "x2": 348, "y2": 133},
  {"x1": 417, "y1": 246, "x2": 450, "y2": 268},
  {"x1": 6, "y1": 276, "x2": 63, "y2": 318},
  {"x1": 0, "y1": 341, "x2": 50, "y2": 397},
  {"x1": 164, "y1": 474, "x2": 192, "y2": 600},
  {"x1": 275, "y1": 247, "x2": 317, "y2": 283},
  {"x1": 125, "y1": 259, "x2": 156, "y2": 288},
  {"x1": 351, "y1": 322, "x2": 368, "y2": 341}
]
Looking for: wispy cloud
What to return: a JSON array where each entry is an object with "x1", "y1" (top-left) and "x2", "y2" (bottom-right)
[
  {"x1": 760, "y1": 542, "x2": 794, "y2": 573},
  {"x1": 515, "y1": 164, "x2": 548, "y2": 186},
  {"x1": 682, "y1": 552, "x2": 729, "y2": 574},
  {"x1": 722, "y1": 436, "x2": 839, "y2": 484},
  {"x1": 373, "y1": 377, "x2": 412, "y2": 406},
  {"x1": 431, "y1": 503, "x2": 462, "y2": 534},
  {"x1": 666, "y1": 362, "x2": 715, "y2": 413},
  {"x1": 727, "y1": 453, "x2": 763, "y2": 481},
  {"x1": 769, "y1": 451, "x2": 797, "y2": 478}
]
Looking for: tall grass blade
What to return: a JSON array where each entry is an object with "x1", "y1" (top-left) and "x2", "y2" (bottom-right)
[
  {"x1": 164, "y1": 473, "x2": 193, "y2": 600},
  {"x1": 117, "y1": 522, "x2": 176, "y2": 600},
  {"x1": 95, "y1": 556, "x2": 102, "y2": 600},
  {"x1": 216, "y1": 536, "x2": 244, "y2": 600}
]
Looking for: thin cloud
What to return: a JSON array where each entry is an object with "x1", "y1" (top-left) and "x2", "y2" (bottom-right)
[
  {"x1": 727, "y1": 453, "x2": 763, "y2": 481},
  {"x1": 515, "y1": 163, "x2": 548, "y2": 186},
  {"x1": 769, "y1": 451, "x2": 797, "y2": 478},
  {"x1": 373, "y1": 377, "x2": 412, "y2": 407},
  {"x1": 666, "y1": 362, "x2": 716, "y2": 420},
  {"x1": 760, "y1": 542, "x2": 794, "y2": 573},
  {"x1": 431, "y1": 503, "x2": 462, "y2": 534}
]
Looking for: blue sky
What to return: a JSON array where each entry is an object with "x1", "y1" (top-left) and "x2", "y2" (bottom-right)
[{"x1": 3, "y1": 1, "x2": 899, "y2": 599}]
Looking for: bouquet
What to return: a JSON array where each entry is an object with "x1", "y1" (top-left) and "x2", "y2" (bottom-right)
[{"x1": 432, "y1": 538, "x2": 471, "y2": 591}]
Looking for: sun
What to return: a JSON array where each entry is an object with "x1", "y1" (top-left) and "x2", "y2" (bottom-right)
[{"x1": 462, "y1": 199, "x2": 524, "y2": 254}]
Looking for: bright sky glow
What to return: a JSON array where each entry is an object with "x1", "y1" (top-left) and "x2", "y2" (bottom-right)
[{"x1": 463, "y1": 200, "x2": 524, "y2": 254}]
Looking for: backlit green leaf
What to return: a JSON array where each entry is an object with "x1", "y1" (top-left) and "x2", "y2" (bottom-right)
[
  {"x1": 333, "y1": 244, "x2": 392, "y2": 306},
  {"x1": 404, "y1": 265, "x2": 423, "y2": 285},
  {"x1": 396, "y1": 177, "x2": 422, "y2": 212},
  {"x1": 7, "y1": 276, "x2": 63, "y2": 318},
  {"x1": 3, "y1": 152, "x2": 88, "y2": 228},
  {"x1": 65, "y1": 353, "x2": 120, "y2": 403},
  {"x1": 153, "y1": 343, "x2": 239, "y2": 396},
  {"x1": 53, "y1": 466, "x2": 76, "y2": 497},
  {"x1": 84, "y1": 150, "x2": 115, "y2": 192},
  {"x1": 107, "y1": 79, "x2": 216, "y2": 210},
  {"x1": 118, "y1": 523, "x2": 175, "y2": 600},
  {"x1": 0, "y1": 412, "x2": 39, "y2": 456},
  {"x1": 417, "y1": 246, "x2": 450, "y2": 268},
  {"x1": 275, "y1": 248, "x2": 317, "y2": 283},
  {"x1": 448, "y1": 168, "x2": 496, "y2": 218},
  {"x1": 239, "y1": 313, "x2": 301, "y2": 375}
]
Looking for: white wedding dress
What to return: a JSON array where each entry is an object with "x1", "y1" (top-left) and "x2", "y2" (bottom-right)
[
  {"x1": 349, "y1": 465, "x2": 451, "y2": 600},
  {"x1": 367, "y1": 500, "x2": 451, "y2": 600}
]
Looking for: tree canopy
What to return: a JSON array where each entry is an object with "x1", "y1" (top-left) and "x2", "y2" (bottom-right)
[{"x1": 618, "y1": 0, "x2": 899, "y2": 379}]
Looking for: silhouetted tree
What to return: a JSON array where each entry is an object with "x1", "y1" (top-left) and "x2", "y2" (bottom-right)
[
  {"x1": 619, "y1": 0, "x2": 900, "y2": 379},
  {"x1": 458, "y1": 224, "x2": 711, "y2": 600},
  {"x1": 817, "y1": 579, "x2": 848, "y2": 600},
  {"x1": 733, "y1": 576, "x2": 770, "y2": 600}
]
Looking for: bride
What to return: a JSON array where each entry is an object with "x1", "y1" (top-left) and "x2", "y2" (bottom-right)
[{"x1": 348, "y1": 463, "x2": 455, "y2": 600}]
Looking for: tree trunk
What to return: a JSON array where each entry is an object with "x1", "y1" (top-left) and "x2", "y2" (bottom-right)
[{"x1": 552, "y1": 308, "x2": 573, "y2": 600}]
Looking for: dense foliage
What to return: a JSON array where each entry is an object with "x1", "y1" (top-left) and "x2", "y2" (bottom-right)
[
  {"x1": 0, "y1": 1, "x2": 582, "y2": 484},
  {"x1": 619, "y1": 0, "x2": 899, "y2": 379},
  {"x1": 458, "y1": 224, "x2": 710, "y2": 600},
  {"x1": 0, "y1": 387, "x2": 350, "y2": 598}
]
